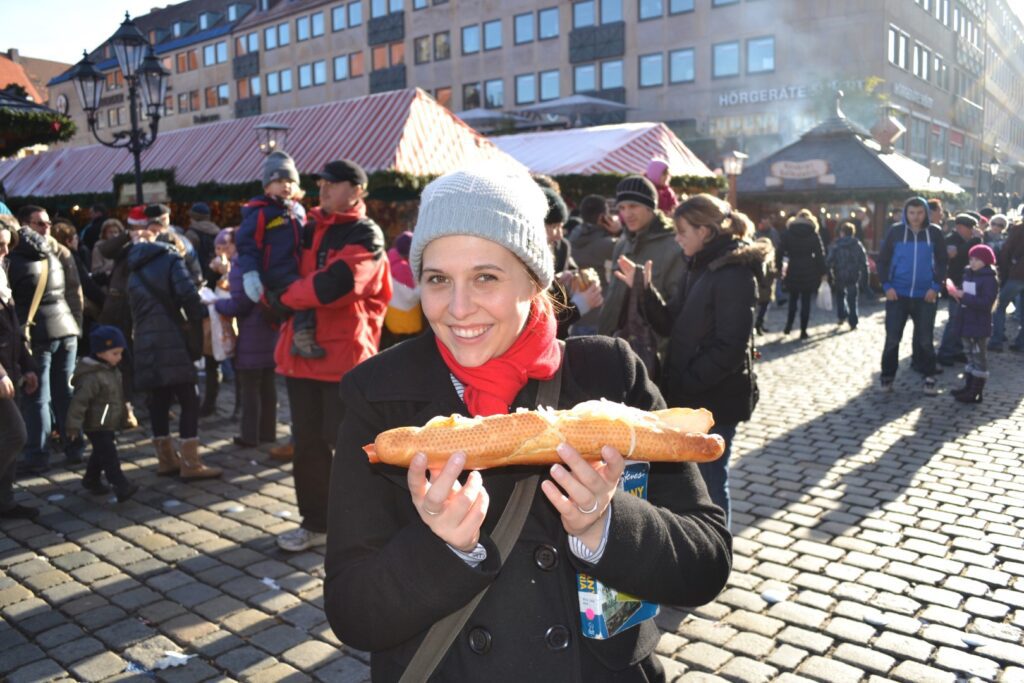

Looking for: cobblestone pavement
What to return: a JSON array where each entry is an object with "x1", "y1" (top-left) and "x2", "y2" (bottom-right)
[{"x1": 1, "y1": 298, "x2": 1022, "y2": 682}]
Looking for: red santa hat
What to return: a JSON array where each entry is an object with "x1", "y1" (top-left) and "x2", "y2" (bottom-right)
[{"x1": 126, "y1": 205, "x2": 148, "y2": 227}]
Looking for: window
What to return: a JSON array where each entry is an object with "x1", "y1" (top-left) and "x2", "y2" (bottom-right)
[
  {"x1": 713, "y1": 0, "x2": 739, "y2": 4},
  {"x1": 204, "y1": 41, "x2": 228, "y2": 66},
  {"x1": 669, "y1": 48, "x2": 694, "y2": 83},
  {"x1": 434, "y1": 32, "x2": 451, "y2": 60},
  {"x1": 669, "y1": 0, "x2": 694, "y2": 13},
  {"x1": 639, "y1": 0, "x2": 662, "y2": 20},
  {"x1": 333, "y1": 5, "x2": 347, "y2": 30},
  {"x1": 172, "y1": 21, "x2": 185, "y2": 37},
  {"x1": 913, "y1": 43, "x2": 931, "y2": 80},
  {"x1": 349, "y1": 2, "x2": 363, "y2": 26},
  {"x1": 574, "y1": 64, "x2": 596, "y2": 92},
  {"x1": 178, "y1": 92, "x2": 190, "y2": 111},
  {"x1": 463, "y1": 82, "x2": 481, "y2": 109},
  {"x1": 574, "y1": 1, "x2": 595, "y2": 28},
  {"x1": 888, "y1": 26, "x2": 908, "y2": 69},
  {"x1": 538, "y1": 7, "x2": 559, "y2": 39},
  {"x1": 515, "y1": 13, "x2": 534, "y2": 44},
  {"x1": 204, "y1": 86, "x2": 217, "y2": 108},
  {"x1": 265, "y1": 25, "x2": 277, "y2": 49},
  {"x1": 267, "y1": 71, "x2": 280, "y2": 95},
  {"x1": 190, "y1": 91, "x2": 200, "y2": 111},
  {"x1": 227, "y1": 4, "x2": 241, "y2": 21},
  {"x1": 414, "y1": 36, "x2": 431, "y2": 63},
  {"x1": 219, "y1": 84, "x2": 229, "y2": 104},
  {"x1": 639, "y1": 53, "x2": 663, "y2": 87},
  {"x1": 299, "y1": 63, "x2": 313, "y2": 88},
  {"x1": 372, "y1": 0, "x2": 386, "y2": 17},
  {"x1": 297, "y1": 15, "x2": 311, "y2": 41},
  {"x1": 601, "y1": 59, "x2": 623, "y2": 88},
  {"x1": 540, "y1": 69, "x2": 559, "y2": 100},
  {"x1": 372, "y1": 45, "x2": 388, "y2": 70},
  {"x1": 746, "y1": 36, "x2": 774, "y2": 73},
  {"x1": 163, "y1": 94, "x2": 174, "y2": 116},
  {"x1": 176, "y1": 49, "x2": 198, "y2": 72},
  {"x1": 334, "y1": 54, "x2": 349, "y2": 80},
  {"x1": 312, "y1": 12, "x2": 325, "y2": 36},
  {"x1": 483, "y1": 20, "x2": 502, "y2": 50},
  {"x1": 462, "y1": 25, "x2": 480, "y2": 54},
  {"x1": 516, "y1": 73, "x2": 536, "y2": 104},
  {"x1": 350, "y1": 52, "x2": 364, "y2": 77},
  {"x1": 278, "y1": 22, "x2": 290, "y2": 45},
  {"x1": 199, "y1": 13, "x2": 214, "y2": 30},
  {"x1": 280, "y1": 69, "x2": 292, "y2": 91},
  {"x1": 602, "y1": 0, "x2": 622, "y2": 23},
  {"x1": 250, "y1": 76, "x2": 261, "y2": 96},
  {"x1": 712, "y1": 41, "x2": 739, "y2": 78},
  {"x1": 435, "y1": 86, "x2": 452, "y2": 109},
  {"x1": 235, "y1": 32, "x2": 258, "y2": 55},
  {"x1": 391, "y1": 42, "x2": 405, "y2": 65},
  {"x1": 485, "y1": 79, "x2": 504, "y2": 108},
  {"x1": 237, "y1": 78, "x2": 250, "y2": 98},
  {"x1": 414, "y1": 0, "x2": 428, "y2": 8}
]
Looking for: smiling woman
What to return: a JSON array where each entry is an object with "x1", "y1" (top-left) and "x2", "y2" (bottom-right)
[{"x1": 323, "y1": 167, "x2": 731, "y2": 682}]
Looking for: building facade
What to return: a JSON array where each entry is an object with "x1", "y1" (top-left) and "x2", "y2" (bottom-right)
[{"x1": 49, "y1": 0, "x2": 1024, "y2": 196}]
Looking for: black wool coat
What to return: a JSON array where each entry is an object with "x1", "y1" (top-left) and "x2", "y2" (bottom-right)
[
  {"x1": 325, "y1": 332, "x2": 731, "y2": 683},
  {"x1": 779, "y1": 221, "x2": 826, "y2": 294},
  {"x1": 642, "y1": 237, "x2": 763, "y2": 426},
  {"x1": 127, "y1": 241, "x2": 204, "y2": 391}
]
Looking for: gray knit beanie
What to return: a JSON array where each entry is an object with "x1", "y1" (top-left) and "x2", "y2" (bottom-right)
[
  {"x1": 410, "y1": 167, "x2": 553, "y2": 288},
  {"x1": 616, "y1": 175, "x2": 657, "y2": 210},
  {"x1": 263, "y1": 150, "x2": 300, "y2": 187}
]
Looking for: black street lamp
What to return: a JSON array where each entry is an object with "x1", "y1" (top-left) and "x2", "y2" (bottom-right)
[
  {"x1": 70, "y1": 13, "x2": 168, "y2": 205},
  {"x1": 254, "y1": 122, "x2": 290, "y2": 155}
]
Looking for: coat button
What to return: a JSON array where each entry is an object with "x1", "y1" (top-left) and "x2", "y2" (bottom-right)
[
  {"x1": 534, "y1": 544, "x2": 558, "y2": 570},
  {"x1": 545, "y1": 625, "x2": 570, "y2": 651},
  {"x1": 467, "y1": 627, "x2": 491, "y2": 654}
]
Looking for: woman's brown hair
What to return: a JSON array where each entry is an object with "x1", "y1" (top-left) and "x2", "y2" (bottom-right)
[
  {"x1": 673, "y1": 193, "x2": 753, "y2": 241},
  {"x1": 51, "y1": 219, "x2": 77, "y2": 249}
]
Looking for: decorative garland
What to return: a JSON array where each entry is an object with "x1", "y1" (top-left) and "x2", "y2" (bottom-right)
[{"x1": 0, "y1": 108, "x2": 76, "y2": 156}]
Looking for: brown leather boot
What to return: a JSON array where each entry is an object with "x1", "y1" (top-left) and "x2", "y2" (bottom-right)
[
  {"x1": 178, "y1": 438, "x2": 222, "y2": 479},
  {"x1": 155, "y1": 436, "x2": 180, "y2": 476}
]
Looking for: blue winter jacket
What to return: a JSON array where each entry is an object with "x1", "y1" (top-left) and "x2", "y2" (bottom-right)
[
  {"x1": 236, "y1": 194, "x2": 304, "y2": 290},
  {"x1": 877, "y1": 211, "x2": 948, "y2": 299}
]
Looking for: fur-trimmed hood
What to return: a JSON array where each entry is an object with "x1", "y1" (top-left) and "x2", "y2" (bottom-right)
[{"x1": 708, "y1": 238, "x2": 772, "y2": 272}]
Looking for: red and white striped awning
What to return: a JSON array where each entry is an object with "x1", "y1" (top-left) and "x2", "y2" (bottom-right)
[
  {"x1": 0, "y1": 88, "x2": 525, "y2": 199},
  {"x1": 490, "y1": 122, "x2": 714, "y2": 178}
]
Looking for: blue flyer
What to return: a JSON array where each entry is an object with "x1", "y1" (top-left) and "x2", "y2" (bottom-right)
[{"x1": 577, "y1": 461, "x2": 660, "y2": 640}]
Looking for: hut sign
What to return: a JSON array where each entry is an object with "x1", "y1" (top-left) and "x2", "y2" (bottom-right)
[{"x1": 766, "y1": 159, "x2": 835, "y2": 187}]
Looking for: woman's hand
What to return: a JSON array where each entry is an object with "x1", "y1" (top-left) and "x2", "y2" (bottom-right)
[
  {"x1": 541, "y1": 444, "x2": 625, "y2": 552},
  {"x1": 0, "y1": 375, "x2": 14, "y2": 400},
  {"x1": 408, "y1": 452, "x2": 490, "y2": 553},
  {"x1": 579, "y1": 283, "x2": 603, "y2": 310},
  {"x1": 614, "y1": 256, "x2": 653, "y2": 289}
]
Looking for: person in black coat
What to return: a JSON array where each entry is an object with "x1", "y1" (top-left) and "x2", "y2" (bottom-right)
[
  {"x1": 778, "y1": 210, "x2": 827, "y2": 339},
  {"x1": 541, "y1": 187, "x2": 603, "y2": 339},
  {"x1": 325, "y1": 169, "x2": 730, "y2": 682},
  {"x1": 127, "y1": 221, "x2": 220, "y2": 480},
  {"x1": 617, "y1": 194, "x2": 762, "y2": 528}
]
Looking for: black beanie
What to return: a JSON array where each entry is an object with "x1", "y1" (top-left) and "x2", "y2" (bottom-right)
[
  {"x1": 615, "y1": 176, "x2": 657, "y2": 210},
  {"x1": 541, "y1": 187, "x2": 568, "y2": 225}
]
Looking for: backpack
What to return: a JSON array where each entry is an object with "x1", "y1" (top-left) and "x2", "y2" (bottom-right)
[{"x1": 832, "y1": 240, "x2": 864, "y2": 286}]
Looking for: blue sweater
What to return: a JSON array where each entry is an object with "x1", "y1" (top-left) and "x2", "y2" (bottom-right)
[{"x1": 877, "y1": 222, "x2": 948, "y2": 299}]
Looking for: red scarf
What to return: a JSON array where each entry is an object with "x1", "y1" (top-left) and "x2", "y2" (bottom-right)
[
  {"x1": 436, "y1": 300, "x2": 561, "y2": 416},
  {"x1": 308, "y1": 199, "x2": 367, "y2": 227}
]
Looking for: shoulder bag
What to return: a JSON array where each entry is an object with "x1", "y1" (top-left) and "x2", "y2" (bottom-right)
[
  {"x1": 399, "y1": 342, "x2": 566, "y2": 682},
  {"x1": 135, "y1": 266, "x2": 204, "y2": 361}
]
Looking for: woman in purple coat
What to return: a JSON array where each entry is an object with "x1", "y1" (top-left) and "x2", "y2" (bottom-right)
[{"x1": 215, "y1": 233, "x2": 280, "y2": 446}]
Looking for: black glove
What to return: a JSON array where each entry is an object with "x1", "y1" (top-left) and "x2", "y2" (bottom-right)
[{"x1": 264, "y1": 288, "x2": 294, "y2": 323}]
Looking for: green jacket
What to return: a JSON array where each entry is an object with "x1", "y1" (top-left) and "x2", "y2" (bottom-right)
[
  {"x1": 66, "y1": 357, "x2": 128, "y2": 433},
  {"x1": 598, "y1": 211, "x2": 684, "y2": 337}
]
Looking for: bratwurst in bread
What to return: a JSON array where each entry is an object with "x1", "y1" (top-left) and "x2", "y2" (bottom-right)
[{"x1": 363, "y1": 399, "x2": 725, "y2": 469}]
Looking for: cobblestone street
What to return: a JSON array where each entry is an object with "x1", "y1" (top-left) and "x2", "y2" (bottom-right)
[{"x1": 2, "y1": 299, "x2": 1023, "y2": 682}]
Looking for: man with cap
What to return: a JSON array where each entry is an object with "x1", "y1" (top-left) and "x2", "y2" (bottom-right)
[
  {"x1": 597, "y1": 175, "x2": 683, "y2": 369},
  {"x1": 185, "y1": 202, "x2": 222, "y2": 290},
  {"x1": 269, "y1": 158, "x2": 392, "y2": 552},
  {"x1": 937, "y1": 213, "x2": 982, "y2": 366},
  {"x1": 237, "y1": 149, "x2": 325, "y2": 359}
]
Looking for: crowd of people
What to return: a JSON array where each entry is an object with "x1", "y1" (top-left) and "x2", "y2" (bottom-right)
[{"x1": 1, "y1": 153, "x2": 1022, "y2": 680}]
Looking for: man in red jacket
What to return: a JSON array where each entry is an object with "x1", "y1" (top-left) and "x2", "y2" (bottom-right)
[{"x1": 271, "y1": 159, "x2": 392, "y2": 552}]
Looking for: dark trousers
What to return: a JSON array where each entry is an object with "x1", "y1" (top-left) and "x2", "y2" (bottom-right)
[
  {"x1": 698, "y1": 423, "x2": 737, "y2": 531},
  {"x1": 149, "y1": 383, "x2": 200, "y2": 439},
  {"x1": 835, "y1": 283, "x2": 860, "y2": 328},
  {"x1": 84, "y1": 431, "x2": 128, "y2": 487},
  {"x1": 238, "y1": 368, "x2": 277, "y2": 444},
  {"x1": 882, "y1": 297, "x2": 938, "y2": 380},
  {"x1": 0, "y1": 397, "x2": 28, "y2": 511},
  {"x1": 287, "y1": 377, "x2": 343, "y2": 533},
  {"x1": 21, "y1": 335, "x2": 77, "y2": 465},
  {"x1": 785, "y1": 290, "x2": 814, "y2": 332},
  {"x1": 937, "y1": 297, "x2": 964, "y2": 361},
  {"x1": 755, "y1": 302, "x2": 769, "y2": 329}
]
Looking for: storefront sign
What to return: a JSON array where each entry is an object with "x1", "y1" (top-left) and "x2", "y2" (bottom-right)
[
  {"x1": 718, "y1": 79, "x2": 865, "y2": 108},
  {"x1": 765, "y1": 159, "x2": 835, "y2": 187},
  {"x1": 892, "y1": 82, "x2": 934, "y2": 109}
]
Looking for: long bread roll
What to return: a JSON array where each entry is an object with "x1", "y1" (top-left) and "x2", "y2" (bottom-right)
[{"x1": 364, "y1": 399, "x2": 725, "y2": 469}]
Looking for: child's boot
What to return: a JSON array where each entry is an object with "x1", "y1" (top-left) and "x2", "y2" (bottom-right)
[
  {"x1": 291, "y1": 328, "x2": 326, "y2": 359},
  {"x1": 179, "y1": 438, "x2": 222, "y2": 479},
  {"x1": 950, "y1": 374, "x2": 972, "y2": 400},
  {"x1": 154, "y1": 436, "x2": 180, "y2": 476}
]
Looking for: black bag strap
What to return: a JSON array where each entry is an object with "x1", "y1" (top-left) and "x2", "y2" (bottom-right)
[
  {"x1": 134, "y1": 265, "x2": 193, "y2": 348},
  {"x1": 399, "y1": 341, "x2": 566, "y2": 683}
]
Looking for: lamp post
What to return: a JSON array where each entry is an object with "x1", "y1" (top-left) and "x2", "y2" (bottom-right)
[
  {"x1": 989, "y1": 154, "x2": 1000, "y2": 209},
  {"x1": 723, "y1": 151, "x2": 748, "y2": 209},
  {"x1": 69, "y1": 13, "x2": 168, "y2": 205},
  {"x1": 254, "y1": 122, "x2": 290, "y2": 155}
]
